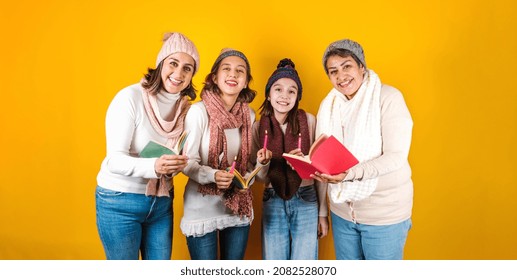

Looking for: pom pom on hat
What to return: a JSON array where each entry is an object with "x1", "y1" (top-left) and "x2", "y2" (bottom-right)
[
  {"x1": 156, "y1": 32, "x2": 200, "y2": 74},
  {"x1": 277, "y1": 58, "x2": 295, "y2": 69},
  {"x1": 265, "y1": 58, "x2": 303, "y2": 100}
]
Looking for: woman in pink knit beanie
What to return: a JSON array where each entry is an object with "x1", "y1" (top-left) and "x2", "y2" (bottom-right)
[{"x1": 95, "y1": 32, "x2": 199, "y2": 260}]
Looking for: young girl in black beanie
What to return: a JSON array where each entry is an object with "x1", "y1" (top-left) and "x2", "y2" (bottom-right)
[{"x1": 251, "y1": 58, "x2": 329, "y2": 260}]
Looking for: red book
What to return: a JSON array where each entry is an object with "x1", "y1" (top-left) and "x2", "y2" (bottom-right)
[{"x1": 282, "y1": 134, "x2": 359, "y2": 179}]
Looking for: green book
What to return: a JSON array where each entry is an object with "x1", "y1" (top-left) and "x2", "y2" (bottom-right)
[
  {"x1": 139, "y1": 141, "x2": 174, "y2": 158},
  {"x1": 139, "y1": 131, "x2": 188, "y2": 158}
]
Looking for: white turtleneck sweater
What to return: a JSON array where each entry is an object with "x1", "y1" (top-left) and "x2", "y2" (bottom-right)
[{"x1": 96, "y1": 83, "x2": 181, "y2": 194}]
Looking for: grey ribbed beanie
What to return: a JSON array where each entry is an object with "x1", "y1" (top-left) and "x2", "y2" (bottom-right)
[{"x1": 322, "y1": 39, "x2": 366, "y2": 71}]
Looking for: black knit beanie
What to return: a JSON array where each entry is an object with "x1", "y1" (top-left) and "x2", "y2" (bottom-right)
[{"x1": 265, "y1": 58, "x2": 303, "y2": 100}]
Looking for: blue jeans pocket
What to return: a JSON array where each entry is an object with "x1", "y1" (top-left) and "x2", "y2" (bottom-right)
[
  {"x1": 298, "y1": 185, "x2": 317, "y2": 204},
  {"x1": 96, "y1": 186, "x2": 123, "y2": 197}
]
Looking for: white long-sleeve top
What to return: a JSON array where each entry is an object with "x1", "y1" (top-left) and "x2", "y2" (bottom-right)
[
  {"x1": 180, "y1": 101, "x2": 268, "y2": 237},
  {"x1": 96, "y1": 83, "x2": 181, "y2": 194}
]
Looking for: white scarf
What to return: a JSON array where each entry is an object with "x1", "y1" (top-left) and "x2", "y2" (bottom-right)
[{"x1": 317, "y1": 70, "x2": 382, "y2": 202}]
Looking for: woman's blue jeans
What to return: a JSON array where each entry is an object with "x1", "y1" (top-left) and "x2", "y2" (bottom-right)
[
  {"x1": 261, "y1": 185, "x2": 319, "y2": 260},
  {"x1": 331, "y1": 211, "x2": 412, "y2": 260},
  {"x1": 186, "y1": 225, "x2": 250, "y2": 260},
  {"x1": 95, "y1": 186, "x2": 173, "y2": 260}
]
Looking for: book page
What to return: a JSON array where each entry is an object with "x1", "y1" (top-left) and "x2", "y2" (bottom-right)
[
  {"x1": 282, "y1": 153, "x2": 311, "y2": 163},
  {"x1": 226, "y1": 168, "x2": 247, "y2": 190},
  {"x1": 245, "y1": 166, "x2": 263, "y2": 186},
  {"x1": 282, "y1": 153, "x2": 318, "y2": 179},
  {"x1": 172, "y1": 131, "x2": 188, "y2": 154},
  {"x1": 233, "y1": 170, "x2": 246, "y2": 189},
  {"x1": 308, "y1": 134, "x2": 329, "y2": 157}
]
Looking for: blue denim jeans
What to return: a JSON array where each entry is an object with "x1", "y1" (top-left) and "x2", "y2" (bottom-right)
[
  {"x1": 186, "y1": 225, "x2": 250, "y2": 260},
  {"x1": 95, "y1": 186, "x2": 173, "y2": 260},
  {"x1": 331, "y1": 211, "x2": 412, "y2": 260},
  {"x1": 261, "y1": 185, "x2": 319, "y2": 260}
]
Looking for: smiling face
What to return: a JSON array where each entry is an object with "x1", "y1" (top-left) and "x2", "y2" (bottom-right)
[
  {"x1": 213, "y1": 56, "x2": 248, "y2": 96},
  {"x1": 326, "y1": 54, "x2": 366, "y2": 99},
  {"x1": 160, "y1": 52, "x2": 195, "y2": 94},
  {"x1": 268, "y1": 78, "x2": 299, "y2": 122}
]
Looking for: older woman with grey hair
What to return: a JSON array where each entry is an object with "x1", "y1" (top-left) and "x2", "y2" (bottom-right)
[{"x1": 313, "y1": 39, "x2": 414, "y2": 260}]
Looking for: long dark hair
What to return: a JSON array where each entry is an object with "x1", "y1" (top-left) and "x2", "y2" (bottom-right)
[
  {"x1": 141, "y1": 60, "x2": 197, "y2": 101},
  {"x1": 259, "y1": 99, "x2": 301, "y2": 135}
]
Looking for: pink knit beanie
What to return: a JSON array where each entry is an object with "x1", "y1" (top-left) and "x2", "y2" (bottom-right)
[{"x1": 156, "y1": 32, "x2": 200, "y2": 74}]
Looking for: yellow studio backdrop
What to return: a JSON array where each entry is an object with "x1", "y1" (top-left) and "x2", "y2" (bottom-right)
[{"x1": 0, "y1": 0, "x2": 516, "y2": 260}]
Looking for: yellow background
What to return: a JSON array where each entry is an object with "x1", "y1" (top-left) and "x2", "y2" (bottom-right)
[{"x1": 1, "y1": 0, "x2": 516, "y2": 259}]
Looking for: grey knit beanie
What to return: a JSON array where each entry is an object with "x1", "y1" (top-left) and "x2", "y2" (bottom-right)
[
  {"x1": 322, "y1": 39, "x2": 366, "y2": 71},
  {"x1": 211, "y1": 48, "x2": 251, "y2": 73}
]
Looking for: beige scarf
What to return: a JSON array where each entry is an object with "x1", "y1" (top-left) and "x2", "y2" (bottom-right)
[
  {"x1": 317, "y1": 70, "x2": 382, "y2": 202},
  {"x1": 141, "y1": 84, "x2": 190, "y2": 197}
]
